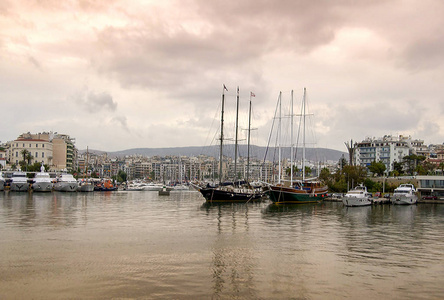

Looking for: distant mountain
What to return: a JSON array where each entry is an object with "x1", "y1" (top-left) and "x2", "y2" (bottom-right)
[{"x1": 81, "y1": 145, "x2": 346, "y2": 162}]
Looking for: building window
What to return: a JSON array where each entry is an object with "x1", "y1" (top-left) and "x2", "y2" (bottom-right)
[
  {"x1": 35, "y1": 152, "x2": 38, "y2": 158},
  {"x1": 36, "y1": 144, "x2": 38, "y2": 148},
  {"x1": 42, "y1": 153, "x2": 44, "y2": 158},
  {"x1": 42, "y1": 144, "x2": 45, "y2": 148},
  {"x1": 16, "y1": 152, "x2": 18, "y2": 157}
]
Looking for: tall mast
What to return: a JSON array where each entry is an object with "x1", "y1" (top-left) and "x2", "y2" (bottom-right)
[
  {"x1": 302, "y1": 87, "x2": 306, "y2": 181},
  {"x1": 234, "y1": 86, "x2": 239, "y2": 181},
  {"x1": 247, "y1": 93, "x2": 252, "y2": 182},
  {"x1": 219, "y1": 85, "x2": 226, "y2": 184},
  {"x1": 290, "y1": 90, "x2": 294, "y2": 184},
  {"x1": 278, "y1": 91, "x2": 282, "y2": 184}
]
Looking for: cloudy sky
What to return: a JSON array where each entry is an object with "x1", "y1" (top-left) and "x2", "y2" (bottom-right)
[{"x1": 1, "y1": 0, "x2": 444, "y2": 152}]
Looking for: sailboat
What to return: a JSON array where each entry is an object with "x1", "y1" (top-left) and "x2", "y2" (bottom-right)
[
  {"x1": 198, "y1": 85, "x2": 264, "y2": 203},
  {"x1": 267, "y1": 88, "x2": 328, "y2": 204}
]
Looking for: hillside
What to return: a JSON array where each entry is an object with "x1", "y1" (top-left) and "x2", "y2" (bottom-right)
[{"x1": 82, "y1": 145, "x2": 346, "y2": 162}]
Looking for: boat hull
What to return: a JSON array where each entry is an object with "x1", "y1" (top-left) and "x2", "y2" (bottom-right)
[
  {"x1": 10, "y1": 182, "x2": 29, "y2": 192},
  {"x1": 199, "y1": 187, "x2": 263, "y2": 203},
  {"x1": 54, "y1": 183, "x2": 78, "y2": 192},
  {"x1": 342, "y1": 196, "x2": 373, "y2": 207},
  {"x1": 391, "y1": 195, "x2": 417, "y2": 205},
  {"x1": 94, "y1": 186, "x2": 118, "y2": 191},
  {"x1": 77, "y1": 184, "x2": 94, "y2": 192},
  {"x1": 267, "y1": 186, "x2": 326, "y2": 204},
  {"x1": 32, "y1": 182, "x2": 53, "y2": 192}
]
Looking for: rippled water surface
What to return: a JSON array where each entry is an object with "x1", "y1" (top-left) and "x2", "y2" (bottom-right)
[{"x1": 1, "y1": 190, "x2": 444, "y2": 299}]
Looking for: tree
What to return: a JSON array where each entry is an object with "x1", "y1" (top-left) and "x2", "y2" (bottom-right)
[
  {"x1": 20, "y1": 149, "x2": 29, "y2": 164},
  {"x1": 338, "y1": 155, "x2": 347, "y2": 170},
  {"x1": 403, "y1": 154, "x2": 426, "y2": 175},
  {"x1": 304, "y1": 166, "x2": 312, "y2": 176},
  {"x1": 392, "y1": 161, "x2": 403, "y2": 176},
  {"x1": 319, "y1": 167, "x2": 331, "y2": 183},
  {"x1": 368, "y1": 161, "x2": 386, "y2": 177},
  {"x1": 117, "y1": 170, "x2": 127, "y2": 183},
  {"x1": 26, "y1": 153, "x2": 33, "y2": 165},
  {"x1": 438, "y1": 162, "x2": 444, "y2": 175},
  {"x1": 341, "y1": 165, "x2": 367, "y2": 188}
]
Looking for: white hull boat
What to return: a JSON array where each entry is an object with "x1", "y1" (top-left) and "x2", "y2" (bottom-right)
[
  {"x1": 343, "y1": 185, "x2": 373, "y2": 207},
  {"x1": 32, "y1": 165, "x2": 53, "y2": 192},
  {"x1": 10, "y1": 171, "x2": 29, "y2": 192},
  {"x1": 0, "y1": 172, "x2": 5, "y2": 191},
  {"x1": 54, "y1": 174, "x2": 78, "y2": 192},
  {"x1": 391, "y1": 184, "x2": 418, "y2": 205}
]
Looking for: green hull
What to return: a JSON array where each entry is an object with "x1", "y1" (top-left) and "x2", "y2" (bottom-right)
[{"x1": 268, "y1": 188, "x2": 326, "y2": 204}]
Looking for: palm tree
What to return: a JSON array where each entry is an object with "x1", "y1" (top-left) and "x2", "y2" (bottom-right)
[
  {"x1": 438, "y1": 162, "x2": 444, "y2": 175},
  {"x1": 20, "y1": 149, "x2": 29, "y2": 164},
  {"x1": 26, "y1": 153, "x2": 33, "y2": 165}
]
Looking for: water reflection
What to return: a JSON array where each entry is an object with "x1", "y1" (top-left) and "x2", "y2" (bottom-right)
[
  {"x1": 200, "y1": 202, "x2": 259, "y2": 298},
  {"x1": 1, "y1": 192, "x2": 444, "y2": 299}
]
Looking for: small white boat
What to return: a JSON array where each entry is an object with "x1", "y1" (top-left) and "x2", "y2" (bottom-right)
[
  {"x1": 172, "y1": 184, "x2": 189, "y2": 191},
  {"x1": 158, "y1": 186, "x2": 171, "y2": 196},
  {"x1": 32, "y1": 165, "x2": 53, "y2": 192},
  {"x1": 10, "y1": 170, "x2": 29, "y2": 192},
  {"x1": 391, "y1": 184, "x2": 418, "y2": 205},
  {"x1": 342, "y1": 184, "x2": 373, "y2": 207},
  {"x1": 0, "y1": 172, "x2": 5, "y2": 191},
  {"x1": 144, "y1": 183, "x2": 164, "y2": 191},
  {"x1": 54, "y1": 173, "x2": 78, "y2": 192}
]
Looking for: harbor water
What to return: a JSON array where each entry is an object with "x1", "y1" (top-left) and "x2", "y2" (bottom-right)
[{"x1": 1, "y1": 190, "x2": 444, "y2": 299}]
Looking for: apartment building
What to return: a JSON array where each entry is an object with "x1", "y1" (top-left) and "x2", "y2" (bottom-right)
[{"x1": 353, "y1": 135, "x2": 427, "y2": 173}]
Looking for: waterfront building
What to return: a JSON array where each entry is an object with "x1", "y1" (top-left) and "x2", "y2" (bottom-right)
[
  {"x1": 6, "y1": 132, "x2": 77, "y2": 171},
  {"x1": 52, "y1": 133, "x2": 77, "y2": 171},
  {"x1": 353, "y1": 135, "x2": 427, "y2": 173},
  {"x1": 416, "y1": 175, "x2": 444, "y2": 198},
  {"x1": 8, "y1": 133, "x2": 53, "y2": 166}
]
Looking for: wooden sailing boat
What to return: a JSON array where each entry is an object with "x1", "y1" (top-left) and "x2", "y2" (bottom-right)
[
  {"x1": 198, "y1": 85, "x2": 264, "y2": 203},
  {"x1": 267, "y1": 88, "x2": 328, "y2": 204}
]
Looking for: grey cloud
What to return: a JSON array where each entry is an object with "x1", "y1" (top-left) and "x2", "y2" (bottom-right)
[
  {"x1": 111, "y1": 116, "x2": 130, "y2": 132},
  {"x1": 71, "y1": 89, "x2": 117, "y2": 113},
  {"x1": 28, "y1": 56, "x2": 42, "y2": 71}
]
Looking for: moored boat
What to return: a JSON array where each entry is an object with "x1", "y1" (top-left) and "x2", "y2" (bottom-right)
[
  {"x1": 94, "y1": 179, "x2": 118, "y2": 191},
  {"x1": 54, "y1": 173, "x2": 78, "y2": 192},
  {"x1": 0, "y1": 172, "x2": 5, "y2": 191},
  {"x1": 32, "y1": 164, "x2": 53, "y2": 192},
  {"x1": 391, "y1": 183, "x2": 418, "y2": 205},
  {"x1": 198, "y1": 85, "x2": 264, "y2": 203},
  {"x1": 268, "y1": 180, "x2": 328, "y2": 204},
  {"x1": 158, "y1": 186, "x2": 171, "y2": 196},
  {"x1": 342, "y1": 184, "x2": 373, "y2": 207},
  {"x1": 267, "y1": 88, "x2": 328, "y2": 204},
  {"x1": 77, "y1": 179, "x2": 94, "y2": 192},
  {"x1": 10, "y1": 170, "x2": 29, "y2": 192}
]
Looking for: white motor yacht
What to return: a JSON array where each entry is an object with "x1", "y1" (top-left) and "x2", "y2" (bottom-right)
[
  {"x1": 54, "y1": 173, "x2": 78, "y2": 192},
  {"x1": 0, "y1": 172, "x2": 5, "y2": 191},
  {"x1": 391, "y1": 184, "x2": 418, "y2": 205},
  {"x1": 10, "y1": 170, "x2": 29, "y2": 192},
  {"x1": 32, "y1": 165, "x2": 53, "y2": 192},
  {"x1": 342, "y1": 184, "x2": 373, "y2": 207}
]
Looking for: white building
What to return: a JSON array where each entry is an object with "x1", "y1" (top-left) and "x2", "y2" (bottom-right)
[{"x1": 353, "y1": 135, "x2": 427, "y2": 173}]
